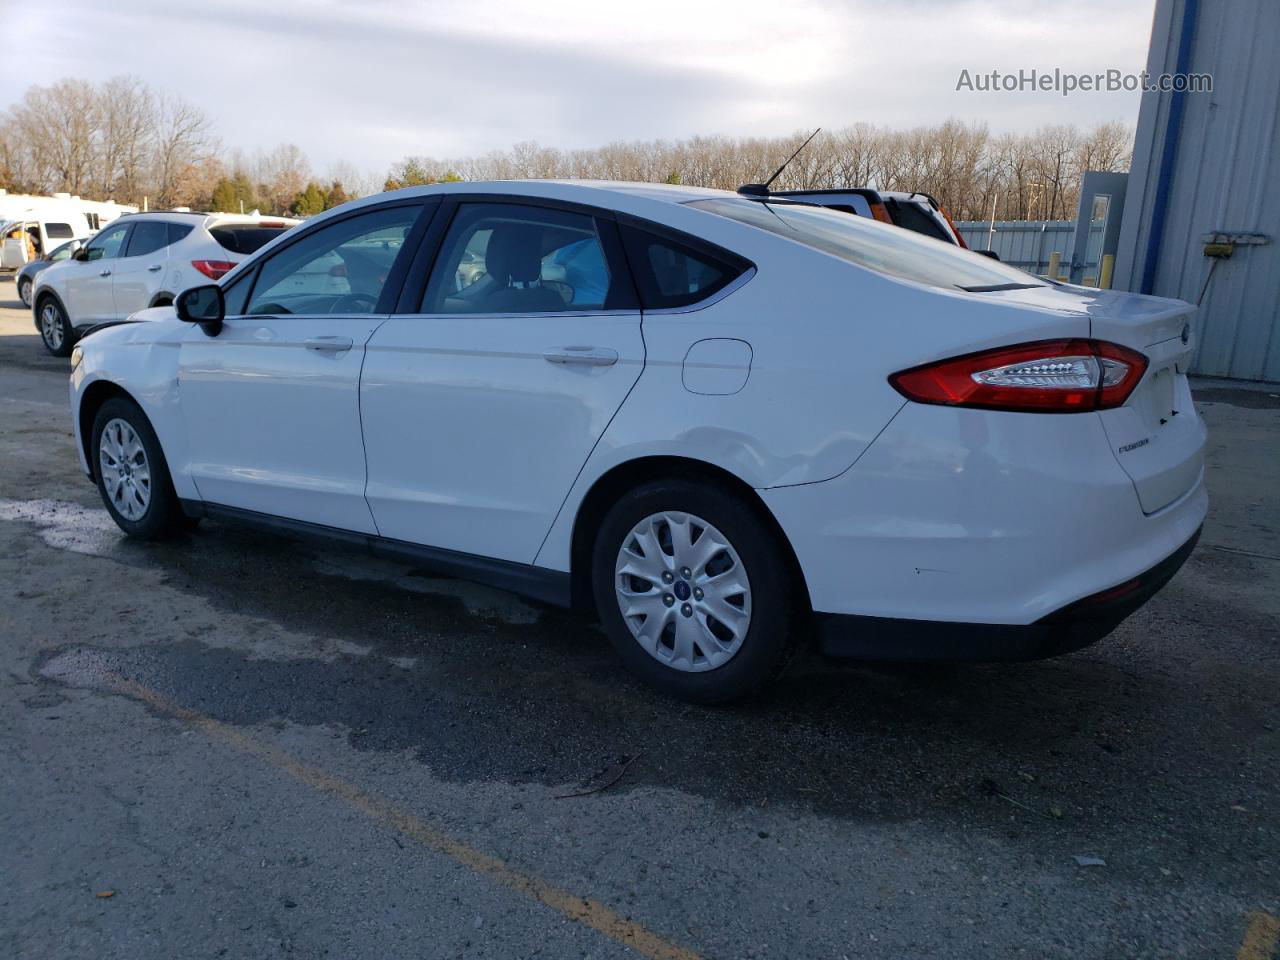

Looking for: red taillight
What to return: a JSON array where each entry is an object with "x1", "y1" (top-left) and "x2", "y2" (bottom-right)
[
  {"x1": 889, "y1": 339, "x2": 1148, "y2": 413},
  {"x1": 938, "y1": 205, "x2": 968, "y2": 248},
  {"x1": 192, "y1": 259, "x2": 237, "y2": 280}
]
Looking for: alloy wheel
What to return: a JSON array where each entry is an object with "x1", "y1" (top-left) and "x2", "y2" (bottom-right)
[
  {"x1": 614, "y1": 511, "x2": 752, "y2": 672},
  {"x1": 40, "y1": 303, "x2": 63, "y2": 351},
  {"x1": 99, "y1": 418, "x2": 152, "y2": 521}
]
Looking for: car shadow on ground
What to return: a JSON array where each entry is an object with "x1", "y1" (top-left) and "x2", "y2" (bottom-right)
[{"x1": 29, "y1": 511, "x2": 1274, "y2": 839}]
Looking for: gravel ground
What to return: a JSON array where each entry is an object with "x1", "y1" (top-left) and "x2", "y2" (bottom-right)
[{"x1": 1, "y1": 284, "x2": 1277, "y2": 959}]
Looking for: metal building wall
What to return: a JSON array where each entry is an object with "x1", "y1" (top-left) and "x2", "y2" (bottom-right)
[{"x1": 1113, "y1": 0, "x2": 1280, "y2": 381}]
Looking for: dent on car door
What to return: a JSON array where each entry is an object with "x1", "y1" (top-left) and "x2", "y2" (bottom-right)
[
  {"x1": 176, "y1": 202, "x2": 426, "y2": 532},
  {"x1": 360, "y1": 199, "x2": 645, "y2": 564}
]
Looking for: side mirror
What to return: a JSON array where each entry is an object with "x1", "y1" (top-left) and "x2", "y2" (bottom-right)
[
  {"x1": 974, "y1": 249, "x2": 1001, "y2": 261},
  {"x1": 176, "y1": 283, "x2": 225, "y2": 337},
  {"x1": 73, "y1": 248, "x2": 89, "y2": 262}
]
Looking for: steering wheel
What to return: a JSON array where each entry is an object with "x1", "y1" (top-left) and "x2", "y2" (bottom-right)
[{"x1": 328, "y1": 293, "x2": 378, "y2": 313}]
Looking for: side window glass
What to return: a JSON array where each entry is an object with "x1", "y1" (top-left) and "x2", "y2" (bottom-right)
[
  {"x1": 168, "y1": 222, "x2": 194, "y2": 245},
  {"x1": 620, "y1": 225, "x2": 744, "y2": 310},
  {"x1": 124, "y1": 221, "x2": 170, "y2": 257},
  {"x1": 245, "y1": 205, "x2": 418, "y2": 316},
  {"x1": 422, "y1": 203, "x2": 611, "y2": 314},
  {"x1": 84, "y1": 224, "x2": 129, "y2": 261}
]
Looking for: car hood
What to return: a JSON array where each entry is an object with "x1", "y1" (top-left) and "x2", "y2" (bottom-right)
[{"x1": 980, "y1": 282, "x2": 1193, "y2": 350}]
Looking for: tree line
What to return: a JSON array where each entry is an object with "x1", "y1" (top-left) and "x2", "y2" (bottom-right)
[
  {"x1": 0, "y1": 77, "x2": 366, "y2": 216},
  {"x1": 384, "y1": 120, "x2": 1132, "y2": 222},
  {"x1": 2, "y1": 76, "x2": 1132, "y2": 222}
]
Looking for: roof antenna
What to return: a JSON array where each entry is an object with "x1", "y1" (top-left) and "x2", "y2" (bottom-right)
[{"x1": 738, "y1": 127, "x2": 822, "y2": 197}]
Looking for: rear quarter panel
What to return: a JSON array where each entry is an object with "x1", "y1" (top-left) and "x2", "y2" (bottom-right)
[{"x1": 533, "y1": 201, "x2": 1095, "y2": 572}]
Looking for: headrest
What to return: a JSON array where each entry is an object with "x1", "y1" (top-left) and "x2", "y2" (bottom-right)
[{"x1": 486, "y1": 224, "x2": 543, "y2": 285}]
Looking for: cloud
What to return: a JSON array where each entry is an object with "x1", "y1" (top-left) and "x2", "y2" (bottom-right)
[{"x1": 6, "y1": 0, "x2": 1156, "y2": 176}]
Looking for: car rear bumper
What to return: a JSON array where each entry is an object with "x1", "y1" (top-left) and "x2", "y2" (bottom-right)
[
  {"x1": 814, "y1": 526, "x2": 1200, "y2": 660},
  {"x1": 760, "y1": 402, "x2": 1208, "y2": 629}
]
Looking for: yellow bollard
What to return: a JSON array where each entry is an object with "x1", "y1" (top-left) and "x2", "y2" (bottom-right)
[
  {"x1": 1047, "y1": 251, "x2": 1061, "y2": 281},
  {"x1": 1099, "y1": 254, "x2": 1115, "y2": 290}
]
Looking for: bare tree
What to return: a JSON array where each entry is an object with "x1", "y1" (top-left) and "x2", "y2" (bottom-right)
[{"x1": 153, "y1": 96, "x2": 216, "y2": 207}]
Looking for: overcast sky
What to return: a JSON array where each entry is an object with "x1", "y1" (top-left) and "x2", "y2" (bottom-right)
[{"x1": 9, "y1": 0, "x2": 1158, "y2": 179}]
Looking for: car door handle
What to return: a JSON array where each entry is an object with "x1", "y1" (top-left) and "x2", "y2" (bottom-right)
[
  {"x1": 99, "y1": 269, "x2": 112, "y2": 277},
  {"x1": 147, "y1": 264, "x2": 163, "y2": 272},
  {"x1": 304, "y1": 336, "x2": 354, "y2": 353},
  {"x1": 543, "y1": 346, "x2": 619, "y2": 367}
]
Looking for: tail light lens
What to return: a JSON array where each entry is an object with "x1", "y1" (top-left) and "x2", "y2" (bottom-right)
[
  {"x1": 890, "y1": 339, "x2": 1148, "y2": 413},
  {"x1": 938, "y1": 205, "x2": 968, "y2": 248},
  {"x1": 192, "y1": 260, "x2": 237, "y2": 280}
]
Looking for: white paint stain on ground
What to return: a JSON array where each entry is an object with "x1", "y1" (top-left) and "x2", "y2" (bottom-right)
[{"x1": 0, "y1": 497, "x2": 126, "y2": 557}]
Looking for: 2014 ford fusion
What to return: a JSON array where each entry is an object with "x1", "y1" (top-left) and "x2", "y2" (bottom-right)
[{"x1": 69, "y1": 180, "x2": 1207, "y2": 701}]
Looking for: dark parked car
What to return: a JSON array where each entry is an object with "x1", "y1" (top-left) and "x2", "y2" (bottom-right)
[{"x1": 15, "y1": 238, "x2": 84, "y2": 308}]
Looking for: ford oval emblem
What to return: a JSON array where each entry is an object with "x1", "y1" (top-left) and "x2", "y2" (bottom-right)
[{"x1": 1181, "y1": 323, "x2": 1191, "y2": 344}]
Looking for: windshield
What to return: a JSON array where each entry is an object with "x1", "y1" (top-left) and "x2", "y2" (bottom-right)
[{"x1": 688, "y1": 197, "x2": 1044, "y2": 293}]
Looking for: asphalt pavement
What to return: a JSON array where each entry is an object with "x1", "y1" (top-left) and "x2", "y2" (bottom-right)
[{"x1": 1, "y1": 279, "x2": 1277, "y2": 959}]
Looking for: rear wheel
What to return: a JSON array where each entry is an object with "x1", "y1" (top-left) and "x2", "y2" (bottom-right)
[
  {"x1": 38, "y1": 297, "x2": 74, "y2": 357},
  {"x1": 18, "y1": 276, "x2": 32, "y2": 308},
  {"x1": 591, "y1": 478, "x2": 800, "y2": 703},
  {"x1": 91, "y1": 397, "x2": 191, "y2": 539}
]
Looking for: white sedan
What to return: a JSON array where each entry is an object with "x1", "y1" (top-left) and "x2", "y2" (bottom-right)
[{"x1": 68, "y1": 181, "x2": 1207, "y2": 702}]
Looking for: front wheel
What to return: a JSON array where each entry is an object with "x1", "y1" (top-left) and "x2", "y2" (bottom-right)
[
  {"x1": 18, "y1": 276, "x2": 32, "y2": 308},
  {"x1": 37, "y1": 298, "x2": 74, "y2": 357},
  {"x1": 591, "y1": 478, "x2": 801, "y2": 703},
  {"x1": 91, "y1": 397, "x2": 190, "y2": 539}
]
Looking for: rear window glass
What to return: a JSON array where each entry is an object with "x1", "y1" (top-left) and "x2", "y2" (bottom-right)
[
  {"x1": 168, "y1": 222, "x2": 194, "y2": 245},
  {"x1": 620, "y1": 225, "x2": 746, "y2": 309},
  {"x1": 885, "y1": 199, "x2": 953, "y2": 244},
  {"x1": 688, "y1": 198, "x2": 1043, "y2": 292},
  {"x1": 210, "y1": 224, "x2": 291, "y2": 255},
  {"x1": 45, "y1": 222, "x2": 74, "y2": 239},
  {"x1": 124, "y1": 220, "x2": 170, "y2": 257}
]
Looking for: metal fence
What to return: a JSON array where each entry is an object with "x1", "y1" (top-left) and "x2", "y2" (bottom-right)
[{"x1": 955, "y1": 220, "x2": 1106, "y2": 281}]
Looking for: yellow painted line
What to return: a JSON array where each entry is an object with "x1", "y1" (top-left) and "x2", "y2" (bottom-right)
[
  {"x1": 1238, "y1": 911, "x2": 1280, "y2": 960},
  {"x1": 107, "y1": 673, "x2": 701, "y2": 960}
]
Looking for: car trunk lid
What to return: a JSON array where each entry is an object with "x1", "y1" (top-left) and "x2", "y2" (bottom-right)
[{"x1": 987, "y1": 284, "x2": 1205, "y2": 514}]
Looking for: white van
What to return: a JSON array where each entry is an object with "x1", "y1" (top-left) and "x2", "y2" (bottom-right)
[{"x1": 1, "y1": 212, "x2": 94, "y2": 271}]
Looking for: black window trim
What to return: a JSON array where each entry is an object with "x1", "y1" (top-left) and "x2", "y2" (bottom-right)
[
  {"x1": 395, "y1": 193, "x2": 640, "y2": 316},
  {"x1": 234, "y1": 196, "x2": 436, "y2": 318}
]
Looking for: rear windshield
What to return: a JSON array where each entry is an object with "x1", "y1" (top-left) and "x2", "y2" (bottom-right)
[
  {"x1": 688, "y1": 198, "x2": 1043, "y2": 293},
  {"x1": 884, "y1": 199, "x2": 953, "y2": 244},
  {"x1": 210, "y1": 224, "x2": 291, "y2": 255}
]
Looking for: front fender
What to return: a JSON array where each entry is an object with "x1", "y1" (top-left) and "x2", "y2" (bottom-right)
[{"x1": 70, "y1": 320, "x2": 195, "y2": 498}]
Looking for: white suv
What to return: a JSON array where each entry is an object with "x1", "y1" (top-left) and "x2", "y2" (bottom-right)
[{"x1": 32, "y1": 211, "x2": 298, "y2": 356}]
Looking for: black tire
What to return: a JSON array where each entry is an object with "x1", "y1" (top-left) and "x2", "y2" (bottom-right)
[
  {"x1": 36, "y1": 296, "x2": 75, "y2": 357},
  {"x1": 18, "y1": 276, "x2": 32, "y2": 308},
  {"x1": 591, "y1": 478, "x2": 801, "y2": 703},
  {"x1": 91, "y1": 397, "x2": 191, "y2": 539}
]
